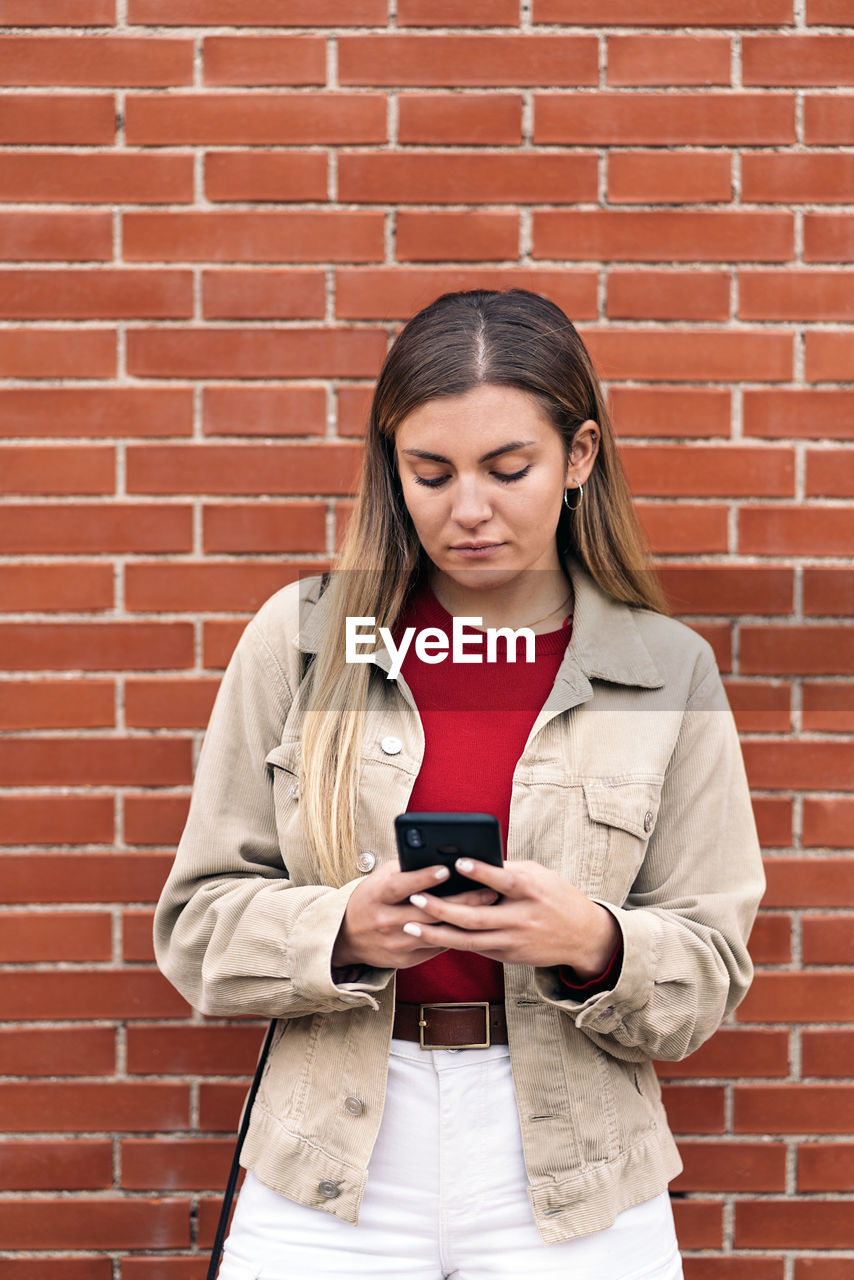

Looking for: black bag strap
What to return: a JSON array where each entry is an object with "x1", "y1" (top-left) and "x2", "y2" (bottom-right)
[{"x1": 206, "y1": 1018, "x2": 278, "y2": 1280}]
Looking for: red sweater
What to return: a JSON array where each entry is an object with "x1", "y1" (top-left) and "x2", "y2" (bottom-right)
[{"x1": 393, "y1": 585, "x2": 622, "y2": 1005}]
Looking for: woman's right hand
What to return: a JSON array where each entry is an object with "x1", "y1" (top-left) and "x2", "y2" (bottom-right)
[{"x1": 332, "y1": 860, "x2": 497, "y2": 970}]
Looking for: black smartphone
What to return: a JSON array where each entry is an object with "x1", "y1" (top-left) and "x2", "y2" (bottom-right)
[{"x1": 394, "y1": 812, "x2": 504, "y2": 897}]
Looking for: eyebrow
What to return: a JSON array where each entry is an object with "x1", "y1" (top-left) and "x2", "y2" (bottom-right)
[{"x1": 400, "y1": 440, "x2": 537, "y2": 465}]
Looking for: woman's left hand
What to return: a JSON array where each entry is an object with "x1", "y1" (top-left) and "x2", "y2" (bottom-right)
[{"x1": 402, "y1": 857, "x2": 621, "y2": 978}]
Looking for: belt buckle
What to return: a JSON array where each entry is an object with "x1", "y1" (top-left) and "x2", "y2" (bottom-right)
[{"x1": 418, "y1": 1001, "x2": 491, "y2": 1050}]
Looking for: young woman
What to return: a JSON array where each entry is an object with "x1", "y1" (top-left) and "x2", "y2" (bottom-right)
[{"x1": 154, "y1": 289, "x2": 765, "y2": 1280}]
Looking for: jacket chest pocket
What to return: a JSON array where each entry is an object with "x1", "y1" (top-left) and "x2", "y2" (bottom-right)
[
  {"x1": 576, "y1": 778, "x2": 663, "y2": 903},
  {"x1": 265, "y1": 740, "x2": 314, "y2": 883}
]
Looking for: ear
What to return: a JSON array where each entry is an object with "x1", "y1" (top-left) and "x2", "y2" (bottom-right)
[{"x1": 564, "y1": 420, "x2": 600, "y2": 487}]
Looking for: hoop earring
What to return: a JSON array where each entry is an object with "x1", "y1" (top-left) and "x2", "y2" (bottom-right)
[{"x1": 563, "y1": 481, "x2": 583, "y2": 511}]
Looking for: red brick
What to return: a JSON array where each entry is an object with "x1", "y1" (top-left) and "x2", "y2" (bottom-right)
[
  {"x1": 802, "y1": 914, "x2": 854, "y2": 964},
  {"x1": 125, "y1": 562, "x2": 311, "y2": 613},
  {"x1": 203, "y1": 502, "x2": 327, "y2": 553},
  {"x1": 0, "y1": 797, "x2": 113, "y2": 847},
  {"x1": 744, "y1": 155, "x2": 854, "y2": 206},
  {"x1": 339, "y1": 152, "x2": 597, "y2": 205},
  {"x1": 398, "y1": 0, "x2": 519, "y2": 22},
  {"x1": 807, "y1": 0, "x2": 854, "y2": 19},
  {"x1": 204, "y1": 385, "x2": 326, "y2": 436},
  {"x1": 749, "y1": 912, "x2": 792, "y2": 962},
  {"x1": 607, "y1": 387, "x2": 731, "y2": 438},
  {"x1": 0, "y1": 504, "x2": 192, "y2": 554},
  {"x1": 0, "y1": 329, "x2": 114, "y2": 378},
  {"x1": 724, "y1": 682, "x2": 791, "y2": 734},
  {"x1": 0, "y1": 564, "x2": 113, "y2": 612},
  {"x1": 805, "y1": 96, "x2": 854, "y2": 144},
  {"x1": 0, "y1": 680, "x2": 114, "y2": 731},
  {"x1": 637, "y1": 503, "x2": 729, "y2": 554},
  {"x1": 337, "y1": 386, "x2": 373, "y2": 437},
  {"x1": 0, "y1": 623, "x2": 193, "y2": 671},
  {"x1": 0, "y1": 0, "x2": 115, "y2": 20},
  {"x1": 609, "y1": 152, "x2": 732, "y2": 204},
  {"x1": 0, "y1": 268, "x2": 192, "y2": 320},
  {"x1": 0, "y1": 910, "x2": 111, "y2": 961},
  {"x1": 198, "y1": 1082, "x2": 246, "y2": 1131},
  {"x1": 743, "y1": 389, "x2": 854, "y2": 440},
  {"x1": 396, "y1": 211, "x2": 520, "y2": 263},
  {"x1": 803, "y1": 683, "x2": 854, "y2": 733},
  {"x1": 670, "y1": 1200, "x2": 723, "y2": 1249},
  {"x1": 0, "y1": 444, "x2": 113, "y2": 495},
  {"x1": 398, "y1": 93, "x2": 522, "y2": 144},
  {"x1": 607, "y1": 270, "x2": 730, "y2": 321},
  {"x1": 0, "y1": 973, "x2": 187, "y2": 1022},
  {"x1": 740, "y1": 507, "x2": 854, "y2": 556},
  {"x1": 804, "y1": 213, "x2": 854, "y2": 261},
  {"x1": 122, "y1": 908, "x2": 156, "y2": 961},
  {"x1": 806, "y1": 333, "x2": 854, "y2": 383},
  {"x1": 128, "y1": 326, "x2": 385, "y2": 380},
  {"x1": 335, "y1": 266, "x2": 599, "y2": 322},
  {"x1": 735, "y1": 1084, "x2": 854, "y2": 1134},
  {"x1": 804, "y1": 569, "x2": 854, "y2": 617},
  {"x1": 738, "y1": 972, "x2": 854, "y2": 1022},
  {"x1": 584, "y1": 329, "x2": 792, "y2": 383},
  {"x1": 125, "y1": 211, "x2": 384, "y2": 263},
  {"x1": 3, "y1": 851, "x2": 174, "y2": 906},
  {"x1": 205, "y1": 152, "x2": 328, "y2": 204},
  {"x1": 0, "y1": 37, "x2": 192, "y2": 86},
  {"x1": 763, "y1": 858, "x2": 854, "y2": 907},
  {"x1": 535, "y1": 93, "x2": 794, "y2": 145},
  {"x1": 743, "y1": 35, "x2": 854, "y2": 85},
  {"x1": 795, "y1": 1263, "x2": 854, "y2": 1280},
  {"x1": 121, "y1": 1137, "x2": 234, "y2": 1190},
  {"x1": 620, "y1": 445, "x2": 794, "y2": 496},
  {"x1": 659, "y1": 566, "x2": 793, "y2": 616},
  {"x1": 338, "y1": 35, "x2": 598, "y2": 87},
  {"x1": 121, "y1": 1261, "x2": 208, "y2": 1280},
  {"x1": 802, "y1": 1029, "x2": 854, "y2": 1077},
  {"x1": 740, "y1": 270, "x2": 854, "y2": 322},
  {"x1": 0, "y1": 1264, "x2": 113, "y2": 1280},
  {"x1": 126, "y1": 1024, "x2": 265, "y2": 1075},
  {"x1": 203, "y1": 619, "x2": 247, "y2": 668},
  {"x1": 655, "y1": 1028, "x2": 790, "y2": 1080},
  {"x1": 807, "y1": 449, "x2": 854, "y2": 497},
  {"x1": 124, "y1": 795, "x2": 189, "y2": 846},
  {"x1": 673, "y1": 1141, "x2": 786, "y2": 1192},
  {"x1": 0, "y1": 1198, "x2": 190, "y2": 1250},
  {"x1": 0, "y1": 94, "x2": 115, "y2": 144},
  {"x1": 798, "y1": 1143, "x2": 854, "y2": 1191},
  {"x1": 683, "y1": 1263, "x2": 784, "y2": 1280},
  {"x1": 125, "y1": 93, "x2": 386, "y2": 145},
  {"x1": 607, "y1": 35, "x2": 731, "y2": 85},
  {"x1": 128, "y1": 0, "x2": 386, "y2": 21},
  {"x1": 742, "y1": 740, "x2": 854, "y2": 789},
  {"x1": 203, "y1": 35, "x2": 325, "y2": 86},
  {"x1": 660, "y1": 1084, "x2": 725, "y2": 1133},
  {"x1": 752, "y1": 796, "x2": 793, "y2": 847},
  {"x1": 0, "y1": 1027, "x2": 115, "y2": 1077},
  {"x1": 803, "y1": 798, "x2": 854, "y2": 848},
  {"x1": 740, "y1": 626, "x2": 854, "y2": 675},
  {"x1": 682, "y1": 622, "x2": 732, "y2": 671},
  {"x1": 0, "y1": 210, "x2": 112, "y2": 261},
  {"x1": 0, "y1": 1141, "x2": 113, "y2": 1192},
  {"x1": 0, "y1": 387, "x2": 193, "y2": 438},
  {"x1": 0, "y1": 738, "x2": 191, "y2": 786},
  {"x1": 202, "y1": 269, "x2": 325, "y2": 320},
  {"x1": 534, "y1": 0, "x2": 792, "y2": 22},
  {"x1": 736, "y1": 1198, "x2": 854, "y2": 1248},
  {"x1": 127, "y1": 442, "x2": 362, "y2": 495},
  {"x1": 534, "y1": 211, "x2": 793, "y2": 263},
  {"x1": 0, "y1": 152, "x2": 192, "y2": 203}
]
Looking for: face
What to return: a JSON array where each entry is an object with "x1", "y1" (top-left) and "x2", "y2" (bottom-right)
[{"x1": 394, "y1": 383, "x2": 597, "y2": 596}]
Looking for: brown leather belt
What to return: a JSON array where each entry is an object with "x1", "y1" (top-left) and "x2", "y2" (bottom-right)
[{"x1": 393, "y1": 1001, "x2": 508, "y2": 1050}]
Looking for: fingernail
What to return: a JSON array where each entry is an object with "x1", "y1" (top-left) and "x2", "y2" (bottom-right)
[
  {"x1": 456, "y1": 858, "x2": 474, "y2": 873},
  {"x1": 409, "y1": 894, "x2": 428, "y2": 908},
  {"x1": 433, "y1": 866, "x2": 450, "y2": 881},
  {"x1": 403, "y1": 922, "x2": 422, "y2": 938}
]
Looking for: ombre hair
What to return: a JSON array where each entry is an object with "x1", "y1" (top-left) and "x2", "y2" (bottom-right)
[{"x1": 299, "y1": 289, "x2": 667, "y2": 887}]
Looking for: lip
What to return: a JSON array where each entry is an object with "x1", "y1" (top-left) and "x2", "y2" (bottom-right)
[{"x1": 450, "y1": 542, "x2": 505, "y2": 558}]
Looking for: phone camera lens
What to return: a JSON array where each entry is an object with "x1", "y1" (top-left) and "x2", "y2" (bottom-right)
[{"x1": 405, "y1": 828, "x2": 423, "y2": 848}]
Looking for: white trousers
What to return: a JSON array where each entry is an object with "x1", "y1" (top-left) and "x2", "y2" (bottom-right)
[{"x1": 220, "y1": 1037, "x2": 683, "y2": 1280}]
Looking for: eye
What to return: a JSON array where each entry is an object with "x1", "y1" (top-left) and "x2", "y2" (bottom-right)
[
  {"x1": 493, "y1": 465, "x2": 531, "y2": 484},
  {"x1": 414, "y1": 474, "x2": 449, "y2": 488}
]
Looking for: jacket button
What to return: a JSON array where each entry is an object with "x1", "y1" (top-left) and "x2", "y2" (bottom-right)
[
  {"x1": 381, "y1": 735, "x2": 402, "y2": 755},
  {"x1": 289, "y1": 782, "x2": 300, "y2": 800},
  {"x1": 643, "y1": 810, "x2": 654, "y2": 833},
  {"x1": 356, "y1": 850, "x2": 376, "y2": 873},
  {"x1": 318, "y1": 1180, "x2": 341, "y2": 1199},
  {"x1": 344, "y1": 1095, "x2": 364, "y2": 1116}
]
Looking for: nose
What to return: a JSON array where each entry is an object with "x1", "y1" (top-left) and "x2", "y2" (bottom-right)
[{"x1": 451, "y1": 476, "x2": 492, "y2": 528}]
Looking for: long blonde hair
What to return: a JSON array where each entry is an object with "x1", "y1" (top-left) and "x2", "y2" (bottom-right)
[{"x1": 299, "y1": 289, "x2": 668, "y2": 887}]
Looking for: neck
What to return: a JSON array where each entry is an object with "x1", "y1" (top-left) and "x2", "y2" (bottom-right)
[{"x1": 429, "y1": 566, "x2": 572, "y2": 634}]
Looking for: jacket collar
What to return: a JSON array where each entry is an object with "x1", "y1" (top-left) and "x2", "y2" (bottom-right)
[{"x1": 294, "y1": 557, "x2": 664, "y2": 692}]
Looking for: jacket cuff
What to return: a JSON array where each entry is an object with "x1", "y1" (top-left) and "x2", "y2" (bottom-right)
[{"x1": 286, "y1": 879, "x2": 394, "y2": 1011}]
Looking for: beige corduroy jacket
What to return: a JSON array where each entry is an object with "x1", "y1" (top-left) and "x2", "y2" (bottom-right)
[{"x1": 153, "y1": 559, "x2": 765, "y2": 1245}]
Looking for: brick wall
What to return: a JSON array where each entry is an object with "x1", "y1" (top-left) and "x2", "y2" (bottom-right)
[{"x1": 1, "y1": 2, "x2": 853, "y2": 1276}]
